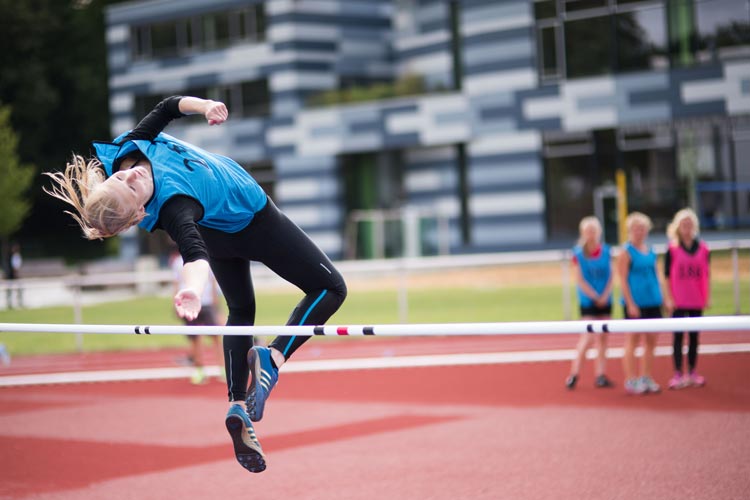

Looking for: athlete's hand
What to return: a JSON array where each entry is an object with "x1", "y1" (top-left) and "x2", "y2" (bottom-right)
[
  {"x1": 626, "y1": 302, "x2": 641, "y2": 319},
  {"x1": 175, "y1": 288, "x2": 202, "y2": 321},
  {"x1": 663, "y1": 297, "x2": 674, "y2": 316},
  {"x1": 204, "y1": 101, "x2": 228, "y2": 126}
]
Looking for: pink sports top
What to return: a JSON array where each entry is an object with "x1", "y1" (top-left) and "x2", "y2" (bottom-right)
[{"x1": 667, "y1": 241, "x2": 710, "y2": 309}]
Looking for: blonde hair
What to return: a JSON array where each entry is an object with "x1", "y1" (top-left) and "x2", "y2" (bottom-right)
[
  {"x1": 666, "y1": 208, "x2": 700, "y2": 243},
  {"x1": 577, "y1": 216, "x2": 602, "y2": 247},
  {"x1": 43, "y1": 155, "x2": 143, "y2": 240},
  {"x1": 625, "y1": 212, "x2": 653, "y2": 233}
]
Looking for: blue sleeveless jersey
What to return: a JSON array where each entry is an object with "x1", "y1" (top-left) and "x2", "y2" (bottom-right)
[
  {"x1": 92, "y1": 132, "x2": 267, "y2": 233},
  {"x1": 573, "y1": 244, "x2": 611, "y2": 308},
  {"x1": 621, "y1": 243, "x2": 663, "y2": 308}
]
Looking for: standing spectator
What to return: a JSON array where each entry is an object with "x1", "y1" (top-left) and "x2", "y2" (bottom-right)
[
  {"x1": 617, "y1": 212, "x2": 671, "y2": 395},
  {"x1": 565, "y1": 216, "x2": 614, "y2": 389},
  {"x1": 663, "y1": 208, "x2": 710, "y2": 389},
  {"x1": 4, "y1": 242, "x2": 23, "y2": 309},
  {"x1": 170, "y1": 249, "x2": 225, "y2": 385}
]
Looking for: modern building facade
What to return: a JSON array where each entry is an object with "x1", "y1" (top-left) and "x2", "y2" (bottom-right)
[{"x1": 105, "y1": 0, "x2": 750, "y2": 259}]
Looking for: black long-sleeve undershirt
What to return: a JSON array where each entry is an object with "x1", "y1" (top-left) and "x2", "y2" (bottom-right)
[
  {"x1": 115, "y1": 96, "x2": 209, "y2": 263},
  {"x1": 121, "y1": 96, "x2": 185, "y2": 143}
]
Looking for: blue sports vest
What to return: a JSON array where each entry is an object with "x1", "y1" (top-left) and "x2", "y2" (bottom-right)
[
  {"x1": 573, "y1": 244, "x2": 611, "y2": 308},
  {"x1": 92, "y1": 132, "x2": 267, "y2": 233},
  {"x1": 621, "y1": 243, "x2": 663, "y2": 308}
]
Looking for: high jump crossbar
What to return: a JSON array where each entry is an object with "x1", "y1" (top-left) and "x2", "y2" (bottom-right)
[{"x1": 0, "y1": 316, "x2": 748, "y2": 337}]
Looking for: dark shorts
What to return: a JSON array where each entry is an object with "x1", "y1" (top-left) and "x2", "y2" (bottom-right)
[
  {"x1": 624, "y1": 305, "x2": 662, "y2": 320},
  {"x1": 184, "y1": 305, "x2": 219, "y2": 327},
  {"x1": 580, "y1": 304, "x2": 612, "y2": 317},
  {"x1": 673, "y1": 309, "x2": 702, "y2": 318}
]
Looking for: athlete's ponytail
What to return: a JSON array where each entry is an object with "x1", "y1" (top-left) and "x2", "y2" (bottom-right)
[{"x1": 43, "y1": 155, "x2": 142, "y2": 239}]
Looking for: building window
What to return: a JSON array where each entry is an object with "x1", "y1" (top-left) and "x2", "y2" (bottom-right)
[
  {"x1": 543, "y1": 131, "x2": 598, "y2": 240},
  {"x1": 694, "y1": 0, "x2": 750, "y2": 62},
  {"x1": 534, "y1": 0, "x2": 671, "y2": 81},
  {"x1": 565, "y1": 0, "x2": 609, "y2": 12},
  {"x1": 667, "y1": 0, "x2": 750, "y2": 66},
  {"x1": 615, "y1": 3, "x2": 669, "y2": 71},
  {"x1": 564, "y1": 15, "x2": 614, "y2": 78},
  {"x1": 241, "y1": 80, "x2": 271, "y2": 117},
  {"x1": 543, "y1": 127, "x2": 681, "y2": 241},
  {"x1": 130, "y1": 4, "x2": 265, "y2": 61},
  {"x1": 535, "y1": 0, "x2": 558, "y2": 19},
  {"x1": 149, "y1": 20, "x2": 181, "y2": 58},
  {"x1": 538, "y1": 24, "x2": 561, "y2": 79}
]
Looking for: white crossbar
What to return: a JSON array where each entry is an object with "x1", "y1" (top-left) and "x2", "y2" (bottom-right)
[{"x1": 0, "y1": 316, "x2": 749, "y2": 337}]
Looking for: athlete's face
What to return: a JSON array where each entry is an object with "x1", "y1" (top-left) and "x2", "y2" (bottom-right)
[
  {"x1": 104, "y1": 164, "x2": 154, "y2": 215},
  {"x1": 678, "y1": 217, "x2": 695, "y2": 242},
  {"x1": 629, "y1": 221, "x2": 649, "y2": 245},
  {"x1": 581, "y1": 224, "x2": 600, "y2": 246}
]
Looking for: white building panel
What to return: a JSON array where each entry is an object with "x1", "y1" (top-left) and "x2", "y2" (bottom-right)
[
  {"x1": 106, "y1": 24, "x2": 129, "y2": 44},
  {"x1": 276, "y1": 177, "x2": 338, "y2": 202},
  {"x1": 473, "y1": 222, "x2": 546, "y2": 245},
  {"x1": 109, "y1": 93, "x2": 133, "y2": 114},
  {"x1": 405, "y1": 170, "x2": 456, "y2": 192},
  {"x1": 470, "y1": 191, "x2": 545, "y2": 216},
  {"x1": 270, "y1": 71, "x2": 337, "y2": 92},
  {"x1": 464, "y1": 69, "x2": 536, "y2": 95},
  {"x1": 469, "y1": 131, "x2": 542, "y2": 156}
]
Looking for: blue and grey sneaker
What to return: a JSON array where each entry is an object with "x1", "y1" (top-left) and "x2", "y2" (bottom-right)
[
  {"x1": 640, "y1": 376, "x2": 661, "y2": 394},
  {"x1": 624, "y1": 378, "x2": 646, "y2": 395},
  {"x1": 225, "y1": 404, "x2": 266, "y2": 473},
  {"x1": 246, "y1": 346, "x2": 279, "y2": 422}
]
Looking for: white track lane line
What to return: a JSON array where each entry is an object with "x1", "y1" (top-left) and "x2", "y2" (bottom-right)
[{"x1": 1, "y1": 343, "x2": 749, "y2": 387}]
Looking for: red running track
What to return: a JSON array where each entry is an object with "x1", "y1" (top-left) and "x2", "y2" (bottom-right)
[{"x1": 1, "y1": 336, "x2": 749, "y2": 500}]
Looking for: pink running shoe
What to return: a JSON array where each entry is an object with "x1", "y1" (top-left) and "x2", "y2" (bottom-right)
[
  {"x1": 668, "y1": 372, "x2": 686, "y2": 390},
  {"x1": 688, "y1": 371, "x2": 706, "y2": 387}
]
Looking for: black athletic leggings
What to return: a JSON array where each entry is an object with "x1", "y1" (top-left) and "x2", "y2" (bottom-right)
[
  {"x1": 199, "y1": 198, "x2": 347, "y2": 401},
  {"x1": 672, "y1": 309, "x2": 702, "y2": 373}
]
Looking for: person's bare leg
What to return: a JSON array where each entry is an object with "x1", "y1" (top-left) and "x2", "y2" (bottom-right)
[
  {"x1": 570, "y1": 332, "x2": 593, "y2": 377},
  {"x1": 189, "y1": 336, "x2": 206, "y2": 384},
  {"x1": 595, "y1": 332, "x2": 609, "y2": 377},
  {"x1": 642, "y1": 333, "x2": 658, "y2": 377},
  {"x1": 623, "y1": 334, "x2": 638, "y2": 381}
]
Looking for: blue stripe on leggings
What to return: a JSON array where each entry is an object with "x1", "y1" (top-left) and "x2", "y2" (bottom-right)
[{"x1": 283, "y1": 289, "x2": 328, "y2": 357}]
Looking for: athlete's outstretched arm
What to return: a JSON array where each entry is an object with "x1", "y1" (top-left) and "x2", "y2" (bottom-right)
[
  {"x1": 160, "y1": 196, "x2": 211, "y2": 321},
  {"x1": 121, "y1": 96, "x2": 227, "y2": 144},
  {"x1": 175, "y1": 258, "x2": 211, "y2": 321}
]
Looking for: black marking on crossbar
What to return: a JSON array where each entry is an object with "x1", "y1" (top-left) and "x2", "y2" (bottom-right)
[
  {"x1": 586, "y1": 324, "x2": 594, "y2": 333},
  {"x1": 135, "y1": 326, "x2": 141, "y2": 335},
  {"x1": 363, "y1": 326, "x2": 375, "y2": 335},
  {"x1": 313, "y1": 326, "x2": 325, "y2": 335},
  {"x1": 145, "y1": 326, "x2": 151, "y2": 335},
  {"x1": 602, "y1": 324, "x2": 609, "y2": 333}
]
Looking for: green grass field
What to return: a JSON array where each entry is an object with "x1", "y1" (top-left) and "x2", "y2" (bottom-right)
[{"x1": 1, "y1": 278, "x2": 747, "y2": 356}]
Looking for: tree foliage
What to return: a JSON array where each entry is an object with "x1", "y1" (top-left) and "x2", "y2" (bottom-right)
[
  {"x1": 0, "y1": 0, "x2": 113, "y2": 259},
  {"x1": 0, "y1": 105, "x2": 34, "y2": 238}
]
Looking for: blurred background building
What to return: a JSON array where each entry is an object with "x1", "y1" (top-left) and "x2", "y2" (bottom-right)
[{"x1": 103, "y1": 0, "x2": 750, "y2": 259}]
